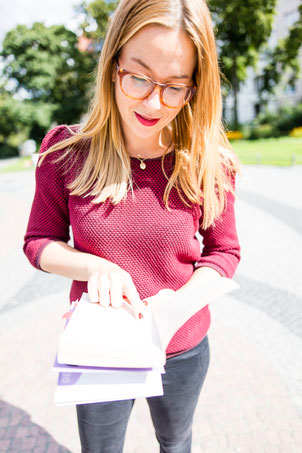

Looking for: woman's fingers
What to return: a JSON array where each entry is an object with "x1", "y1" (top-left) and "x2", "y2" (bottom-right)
[
  {"x1": 98, "y1": 274, "x2": 111, "y2": 307},
  {"x1": 87, "y1": 272, "x2": 100, "y2": 303},
  {"x1": 123, "y1": 277, "x2": 145, "y2": 320},
  {"x1": 87, "y1": 268, "x2": 145, "y2": 319},
  {"x1": 109, "y1": 273, "x2": 123, "y2": 308}
]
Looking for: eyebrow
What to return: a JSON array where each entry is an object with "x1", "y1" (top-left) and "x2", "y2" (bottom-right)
[{"x1": 130, "y1": 57, "x2": 190, "y2": 79}]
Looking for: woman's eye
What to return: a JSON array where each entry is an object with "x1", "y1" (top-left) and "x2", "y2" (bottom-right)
[
  {"x1": 131, "y1": 75, "x2": 147, "y2": 83},
  {"x1": 168, "y1": 86, "x2": 183, "y2": 93}
]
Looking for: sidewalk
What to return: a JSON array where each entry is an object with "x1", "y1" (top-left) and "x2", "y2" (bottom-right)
[{"x1": 0, "y1": 166, "x2": 301, "y2": 453}]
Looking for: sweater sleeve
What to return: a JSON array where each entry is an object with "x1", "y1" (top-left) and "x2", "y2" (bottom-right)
[
  {"x1": 195, "y1": 176, "x2": 241, "y2": 278},
  {"x1": 23, "y1": 125, "x2": 71, "y2": 271}
]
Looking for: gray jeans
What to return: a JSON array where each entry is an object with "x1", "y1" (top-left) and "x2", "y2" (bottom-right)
[{"x1": 76, "y1": 335, "x2": 210, "y2": 453}]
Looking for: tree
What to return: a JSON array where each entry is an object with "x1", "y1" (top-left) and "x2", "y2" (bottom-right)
[
  {"x1": 0, "y1": 22, "x2": 95, "y2": 142},
  {"x1": 261, "y1": 3, "x2": 302, "y2": 99},
  {"x1": 77, "y1": 0, "x2": 118, "y2": 48},
  {"x1": 208, "y1": 0, "x2": 277, "y2": 128}
]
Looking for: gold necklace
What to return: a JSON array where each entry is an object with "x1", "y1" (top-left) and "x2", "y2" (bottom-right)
[
  {"x1": 136, "y1": 142, "x2": 173, "y2": 170},
  {"x1": 136, "y1": 152, "x2": 153, "y2": 170}
]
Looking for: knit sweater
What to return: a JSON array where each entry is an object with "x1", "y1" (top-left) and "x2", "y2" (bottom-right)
[{"x1": 23, "y1": 125, "x2": 241, "y2": 357}]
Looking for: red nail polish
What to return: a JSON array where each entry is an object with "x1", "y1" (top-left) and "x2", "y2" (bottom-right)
[
  {"x1": 138, "y1": 313, "x2": 143, "y2": 319},
  {"x1": 142, "y1": 300, "x2": 148, "y2": 306}
]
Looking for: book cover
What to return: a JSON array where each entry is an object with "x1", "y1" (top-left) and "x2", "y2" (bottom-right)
[{"x1": 54, "y1": 368, "x2": 164, "y2": 405}]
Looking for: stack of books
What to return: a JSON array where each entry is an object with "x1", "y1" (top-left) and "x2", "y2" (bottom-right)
[{"x1": 53, "y1": 277, "x2": 239, "y2": 405}]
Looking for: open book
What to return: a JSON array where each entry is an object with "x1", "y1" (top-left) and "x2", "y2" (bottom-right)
[{"x1": 57, "y1": 277, "x2": 239, "y2": 369}]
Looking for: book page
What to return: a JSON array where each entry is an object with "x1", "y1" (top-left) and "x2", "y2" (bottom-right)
[
  {"x1": 151, "y1": 277, "x2": 239, "y2": 351},
  {"x1": 57, "y1": 294, "x2": 165, "y2": 369}
]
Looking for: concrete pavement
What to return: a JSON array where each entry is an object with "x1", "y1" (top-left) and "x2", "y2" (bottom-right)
[{"x1": 0, "y1": 165, "x2": 301, "y2": 452}]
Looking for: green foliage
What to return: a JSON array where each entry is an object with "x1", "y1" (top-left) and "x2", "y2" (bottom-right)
[
  {"x1": 256, "y1": 103, "x2": 302, "y2": 132},
  {"x1": 0, "y1": 91, "x2": 29, "y2": 157},
  {"x1": 209, "y1": 0, "x2": 277, "y2": 77},
  {"x1": 247, "y1": 124, "x2": 280, "y2": 140},
  {"x1": 78, "y1": 0, "x2": 118, "y2": 43},
  {"x1": 262, "y1": 4, "x2": 302, "y2": 95},
  {"x1": 0, "y1": 143, "x2": 19, "y2": 158},
  {"x1": 244, "y1": 102, "x2": 302, "y2": 139},
  {"x1": 0, "y1": 91, "x2": 22, "y2": 137},
  {"x1": 208, "y1": 0, "x2": 278, "y2": 127},
  {"x1": 0, "y1": 22, "x2": 96, "y2": 142}
]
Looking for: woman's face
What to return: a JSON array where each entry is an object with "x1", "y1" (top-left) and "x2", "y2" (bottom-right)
[{"x1": 113, "y1": 24, "x2": 196, "y2": 149}]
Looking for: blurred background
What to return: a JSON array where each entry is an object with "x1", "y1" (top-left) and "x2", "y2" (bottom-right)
[
  {"x1": 0, "y1": 0, "x2": 301, "y2": 168},
  {"x1": 0, "y1": 1, "x2": 301, "y2": 453}
]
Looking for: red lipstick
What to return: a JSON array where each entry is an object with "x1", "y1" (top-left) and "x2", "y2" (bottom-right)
[{"x1": 135, "y1": 112, "x2": 160, "y2": 127}]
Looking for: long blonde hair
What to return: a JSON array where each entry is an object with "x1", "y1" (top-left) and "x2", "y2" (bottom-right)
[{"x1": 38, "y1": 0, "x2": 240, "y2": 229}]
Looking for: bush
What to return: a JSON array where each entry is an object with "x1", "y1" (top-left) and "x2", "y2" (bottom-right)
[
  {"x1": 0, "y1": 142, "x2": 19, "y2": 159},
  {"x1": 247, "y1": 123, "x2": 280, "y2": 140},
  {"x1": 276, "y1": 104, "x2": 302, "y2": 133},
  {"x1": 257, "y1": 103, "x2": 302, "y2": 133},
  {"x1": 243, "y1": 102, "x2": 302, "y2": 139}
]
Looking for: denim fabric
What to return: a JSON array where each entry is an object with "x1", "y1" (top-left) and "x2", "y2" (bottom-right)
[{"x1": 76, "y1": 335, "x2": 210, "y2": 453}]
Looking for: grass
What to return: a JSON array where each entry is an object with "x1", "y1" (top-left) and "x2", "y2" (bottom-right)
[
  {"x1": 0, "y1": 156, "x2": 35, "y2": 173},
  {"x1": 231, "y1": 137, "x2": 302, "y2": 166}
]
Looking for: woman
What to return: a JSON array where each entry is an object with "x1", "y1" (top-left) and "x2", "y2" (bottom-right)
[{"x1": 23, "y1": 0, "x2": 241, "y2": 451}]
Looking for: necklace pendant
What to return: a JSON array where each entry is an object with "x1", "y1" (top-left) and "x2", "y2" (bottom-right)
[{"x1": 140, "y1": 161, "x2": 146, "y2": 170}]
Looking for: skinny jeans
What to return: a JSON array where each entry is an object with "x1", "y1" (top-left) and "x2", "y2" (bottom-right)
[{"x1": 76, "y1": 335, "x2": 210, "y2": 453}]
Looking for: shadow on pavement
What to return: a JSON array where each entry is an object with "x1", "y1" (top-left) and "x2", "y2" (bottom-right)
[
  {"x1": 234, "y1": 274, "x2": 302, "y2": 338},
  {"x1": 0, "y1": 399, "x2": 71, "y2": 453},
  {"x1": 238, "y1": 189, "x2": 302, "y2": 234}
]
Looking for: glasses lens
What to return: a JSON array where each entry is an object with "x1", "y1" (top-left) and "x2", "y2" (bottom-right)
[
  {"x1": 162, "y1": 86, "x2": 191, "y2": 108},
  {"x1": 122, "y1": 74, "x2": 152, "y2": 99}
]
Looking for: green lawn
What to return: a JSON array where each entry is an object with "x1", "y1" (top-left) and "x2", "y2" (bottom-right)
[
  {"x1": 231, "y1": 137, "x2": 302, "y2": 166},
  {"x1": 0, "y1": 157, "x2": 35, "y2": 173}
]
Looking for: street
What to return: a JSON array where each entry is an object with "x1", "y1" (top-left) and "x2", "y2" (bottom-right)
[{"x1": 0, "y1": 165, "x2": 301, "y2": 452}]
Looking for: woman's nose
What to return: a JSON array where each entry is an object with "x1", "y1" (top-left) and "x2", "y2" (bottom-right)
[{"x1": 142, "y1": 86, "x2": 161, "y2": 111}]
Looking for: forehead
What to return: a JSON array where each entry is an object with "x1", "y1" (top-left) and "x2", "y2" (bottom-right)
[{"x1": 120, "y1": 25, "x2": 196, "y2": 79}]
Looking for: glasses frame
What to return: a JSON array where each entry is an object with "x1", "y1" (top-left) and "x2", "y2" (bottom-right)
[{"x1": 115, "y1": 62, "x2": 197, "y2": 109}]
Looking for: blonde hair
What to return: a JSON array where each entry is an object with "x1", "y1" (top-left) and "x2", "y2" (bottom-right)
[{"x1": 38, "y1": 0, "x2": 240, "y2": 229}]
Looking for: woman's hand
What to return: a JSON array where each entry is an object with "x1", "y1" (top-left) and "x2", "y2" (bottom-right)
[
  {"x1": 87, "y1": 260, "x2": 145, "y2": 320},
  {"x1": 39, "y1": 241, "x2": 145, "y2": 319}
]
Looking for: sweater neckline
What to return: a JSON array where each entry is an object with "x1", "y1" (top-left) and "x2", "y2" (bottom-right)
[{"x1": 130, "y1": 149, "x2": 175, "y2": 162}]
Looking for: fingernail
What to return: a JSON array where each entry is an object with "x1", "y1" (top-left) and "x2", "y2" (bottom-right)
[
  {"x1": 142, "y1": 300, "x2": 148, "y2": 306},
  {"x1": 62, "y1": 311, "x2": 72, "y2": 319},
  {"x1": 138, "y1": 313, "x2": 143, "y2": 320}
]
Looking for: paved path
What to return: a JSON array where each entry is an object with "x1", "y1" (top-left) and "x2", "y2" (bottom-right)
[{"x1": 0, "y1": 165, "x2": 301, "y2": 452}]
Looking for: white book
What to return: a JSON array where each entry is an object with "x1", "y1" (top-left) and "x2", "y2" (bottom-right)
[{"x1": 57, "y1": 277, "x2": 238, "y2": 369}]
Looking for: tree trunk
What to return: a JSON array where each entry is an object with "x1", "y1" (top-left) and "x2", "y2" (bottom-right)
[{"x1": 231, "y1": 55, "x2": 239, "y2": 129}]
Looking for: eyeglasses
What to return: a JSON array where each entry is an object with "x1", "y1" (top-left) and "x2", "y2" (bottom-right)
[{"x1": 116, "y1": 62, "x2": 197, "y2": 109}]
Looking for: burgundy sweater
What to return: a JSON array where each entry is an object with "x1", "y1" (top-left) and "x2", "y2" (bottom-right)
[{"x1": 23, "y1": 125, "x2": 240, "y2": 357}]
